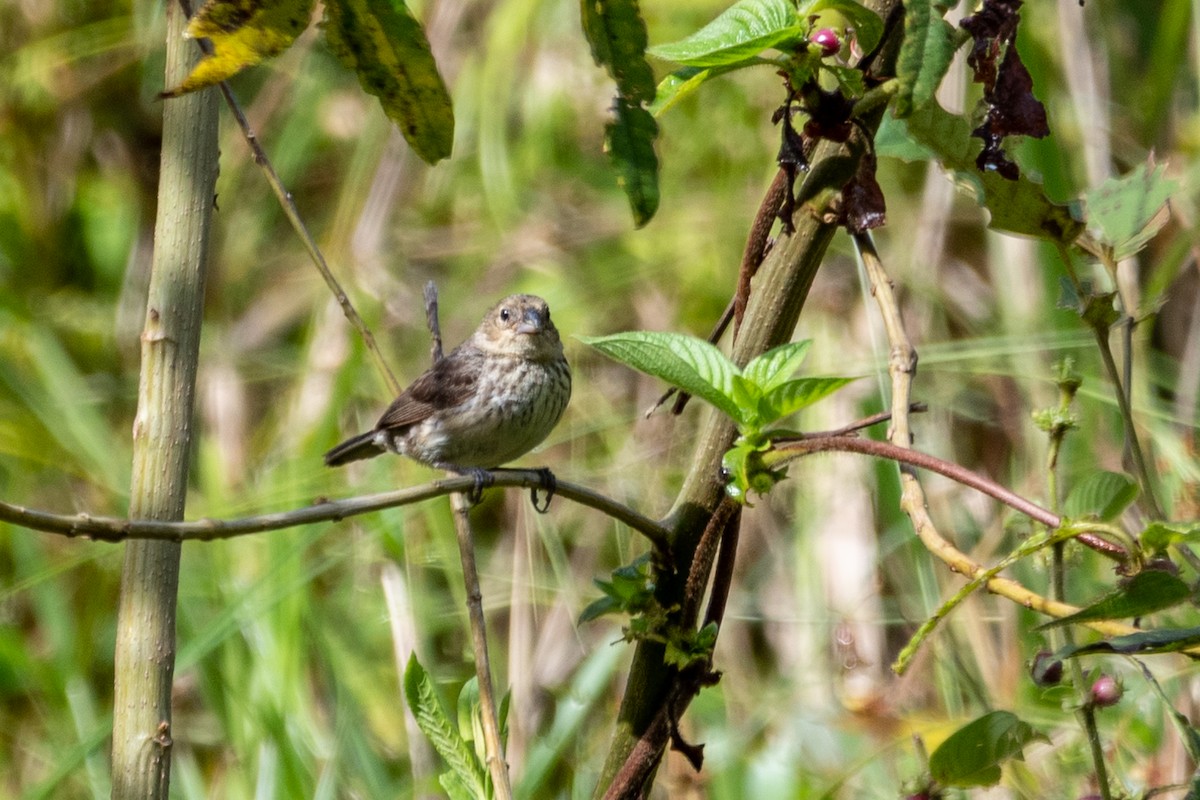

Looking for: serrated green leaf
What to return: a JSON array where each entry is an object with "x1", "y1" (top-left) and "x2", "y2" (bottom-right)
[
  {"x1": 162, "y1": 0, "x2": 314, "y2": 97},
  {"x1": 438, "y1": 771, "x2": 475, "y2": 800},
  {"x1": 403, "y1": 654, "x2": 489, "y2": 798},
  {"x1": 648, "y1": 0, "x2": 803, "y2": 67},
  {"x1": 1063, "y1": 470, "x2": 1138, "y2": 520},
  {"x1": 1038, "y1": 570, "x2": 1193, "y2": 630},
  {"x1": 322, "y1": 0, "x2": 454, "y2": 164},
  {"x1": 1142, "y1": 520, "x2": 1200, "y2": 554},
  {"x1": 808, "y1": 0, "x2": 884, "y2": 56},
  {"x1": 897, "y1": 100, "x2": 1084, "y2": 241},
  {"x1": 743, "y1": 340, "x2": 813, "y2": 393},
  {"x1": 1057, "y1": 626, "x2": 1200, "y2": 659},
  {"x1": 1085, "y1": 158, "x2": 1177, "y2": 261},
  {"x1": 894, "y1": 0, "x2": 956, "y2": 117},
  {"x1": 929, "y1": 711, "x2": 1048, "y2": 788},
  {"x1": 605, "y1": 98, "x2": 660, "y2": 227},
  {"x1": 761, "y1": 376, "x2": 855, "y2": 422},
  {"x1": 731, "y1": 375, "x2": 763, "y2": 427},
  {"x1": 580, "y1": 331, "x2": 744, "y2": 423},
  {"x1": 580, "y1": 0, "x2": 656, "y2": 102}
]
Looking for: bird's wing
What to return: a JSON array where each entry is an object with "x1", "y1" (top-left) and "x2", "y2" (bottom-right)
[{"x1": 375, "y1": 350, "x2": 478, "y2": 430}]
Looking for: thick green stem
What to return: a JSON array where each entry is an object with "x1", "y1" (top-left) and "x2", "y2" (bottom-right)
[
  {"x1": 110, "y1": 4, "x2": 219, "y2": 798},
  {"x1": 593, "y1": 5, "x2": 902, "y2": 789}
]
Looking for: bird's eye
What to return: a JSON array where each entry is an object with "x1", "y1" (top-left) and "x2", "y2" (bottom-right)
[{"x1": 499, "y1": 308, "x2": 511, "y2": 322}]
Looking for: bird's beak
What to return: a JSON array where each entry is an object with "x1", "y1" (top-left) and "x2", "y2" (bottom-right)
[{"x1": 515, "y1": 308, "x2": 544, "y2": 336}]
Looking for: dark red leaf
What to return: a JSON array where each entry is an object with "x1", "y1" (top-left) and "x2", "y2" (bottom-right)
[
  {"x1": 959, "y1": 0, "x2": 1047, "y2": 182},
  {"x1": 840, "y1": 151, "x2": 887, "y2": 233}
]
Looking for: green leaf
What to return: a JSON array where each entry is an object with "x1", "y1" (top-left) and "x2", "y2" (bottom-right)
[
  {"x1": 649, "y1": 64, "x2": 756, "y2": 116},
  {"x1": 1084, "y1": 158, "x2": 1177, "y2": 261},
  {"x1": 1038, "y1": 570, "x2": 1193, "y2": 630},
  {"x1": 722, "y1": 436, "x2": 786, "y2": 503},
  {"x1": 742, "y1": 340, "x2": 813, "y2": 393},
  {"x1": 162, "y1": 0, "x2": 315, "y2": 97},
  {"x1": 1063, "y1": 470, "x2": 1138, "y2": 521},
  {"x1": 760, "y1": 376, "x2": 855, "y2": 422},
  {"x1": 437, "y1": 772, "x2": 475, "y2": 800},
  {"x1": 929, "y1": 711, "x2": 1048, "y2": 788},
  {"x1": 580, "y1": 331, "x2": 744, "y2": 423},
  {"x1": 895, "y1": 100, "x2": 1084, "y2": 241},
  {"x1": 322, "y1": 0, "x2": 454, "y2": 164},
  {"x1": 605, "y1": 99, "x2": 660, "y2": 227},
  {"x1": 650, "y1": 68, "x2": 709, "y2": 116},
  {"x1": 665, "y1": 622, "x2": 719, "y2": 668},
  {"x1": 874, "y1": 110, "x2": 935, "y2": 160},
  {"x1": 580, "y1": 555, "x2": 656, "y2": 622},
  {"x1": 457, "y1": 677, "x2": 484, "y2": 763},
  {"x1": 822, "y1": 63, "x2": 866, "y2": 97},
  {"x1": 809, "y1": 0, "x2": 884, "y2": 56},
  {"x1": 647, "y1": 0, "x2": 803, "y2": 67},
  {"x1": 1057, "y1": 626, "x2": 1200, "y2": 659},
  {"x1": 580, "y1": 0, "x2": 656, "y2": 103},
  {"x1": 403, "y1": 654, "x2": 489, "y2": 798},
  {"x1": 893, "y1": 0, "x2": 956, "y2": 117},
  {"x1": 1142, "y1": 520, "x2": 1200, "y2": 555}
]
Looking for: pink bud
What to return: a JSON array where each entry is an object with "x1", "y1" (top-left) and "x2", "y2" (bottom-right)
[
  {"x1": 1088, "y1": 675, "x2": 1123, "y2": 708},
  {"x1": 811, "y1": 28, "x2": 841, "y2": 57}
]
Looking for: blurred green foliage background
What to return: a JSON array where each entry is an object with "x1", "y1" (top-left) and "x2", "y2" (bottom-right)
[{"x1": 1, "y1": 0, "x2": 1198, "y2": 797}]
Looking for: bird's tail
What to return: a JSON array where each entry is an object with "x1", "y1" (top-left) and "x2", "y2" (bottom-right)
[{"x1": 324, "y1": 431, "x2": 385, "y2": 467}]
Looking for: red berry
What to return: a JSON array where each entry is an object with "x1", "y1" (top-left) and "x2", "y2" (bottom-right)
[
  {"x1": 1088, "y1": 675, "x2": 1123, "y2": 708},
  {"x1": 811, "y1": 28, "x2": 841, "y2": 57}
]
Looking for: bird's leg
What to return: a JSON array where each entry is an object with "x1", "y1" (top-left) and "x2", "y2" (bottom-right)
[{"x1": 530, "y1": 468, "x2": 557, "y2": 514}]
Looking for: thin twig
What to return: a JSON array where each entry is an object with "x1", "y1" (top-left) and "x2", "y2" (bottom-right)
[
  {"x1": 176, "y1": 0, "x2": 401, "y2": 397},
  {"x1": 1055, "y1": 243, "x2": 1163, "y2": 520},
  {"x1": 424, "y1": 285, "x2": 511, "y2": 800},
  {"x1": 0, "y1": 473, "x2": 671, "y2": 550},
  {"x1": 773, "y1": 434, "x2": 1063, "y2": 530},
  {"x1": 702, "y1": 507, "x2": 742, "y2": 629},
  {"x1": 424, "y1": 281, "x2": 444, "y2": 364},
  {"x1": 780, "y1": 402, "x2": 927, "y2": 439},
  {"x1": 681, "y1": 497, "x2": 740, "y2": 625},
  {"x1": 449, "y1": 492, "x2": 512, "y2": 800},
  {"x1": 850, "y1": 233, "x2": 1129, "y2": 675},
  {"x1": 733, "y1": 168, "x2": 790, "y2": 333},
  {"x1": 1042, "y1": 363, "x2": 1112, "y2": 799}
]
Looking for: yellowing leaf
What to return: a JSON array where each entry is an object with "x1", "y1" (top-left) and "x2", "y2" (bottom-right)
[
  {"x1": 323, "y1": 0, "x2": 454, "y2": 164},
  {"x1": 162, "y1": 0, "x2": 315, "y2": 98}
]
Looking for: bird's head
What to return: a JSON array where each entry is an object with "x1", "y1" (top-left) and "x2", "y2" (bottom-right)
[{"x1": 476, "y1": 294, "x2": 563, "y2": 360}]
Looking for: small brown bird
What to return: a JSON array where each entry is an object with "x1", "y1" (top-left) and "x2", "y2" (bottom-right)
[{"x1": 325, "y1": 295, "x2": 571, "y2": 484}]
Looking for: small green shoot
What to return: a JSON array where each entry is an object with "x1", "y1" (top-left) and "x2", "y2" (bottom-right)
[{"x1": 581, "y1": 331, "x2": 855, "y2": 502}]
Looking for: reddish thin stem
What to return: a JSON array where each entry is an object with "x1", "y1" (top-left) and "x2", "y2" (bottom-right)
[{"x1": 774, "y1": 435, "x2": 1128, "y2": 561}]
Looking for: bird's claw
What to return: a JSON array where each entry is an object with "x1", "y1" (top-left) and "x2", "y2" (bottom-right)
[
  {"x1": 465, "y1": 468, "x2": 494, "y2": 506},
  {"x1": 530, "y1": 468, "x2": 557, "y2": 513}
]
